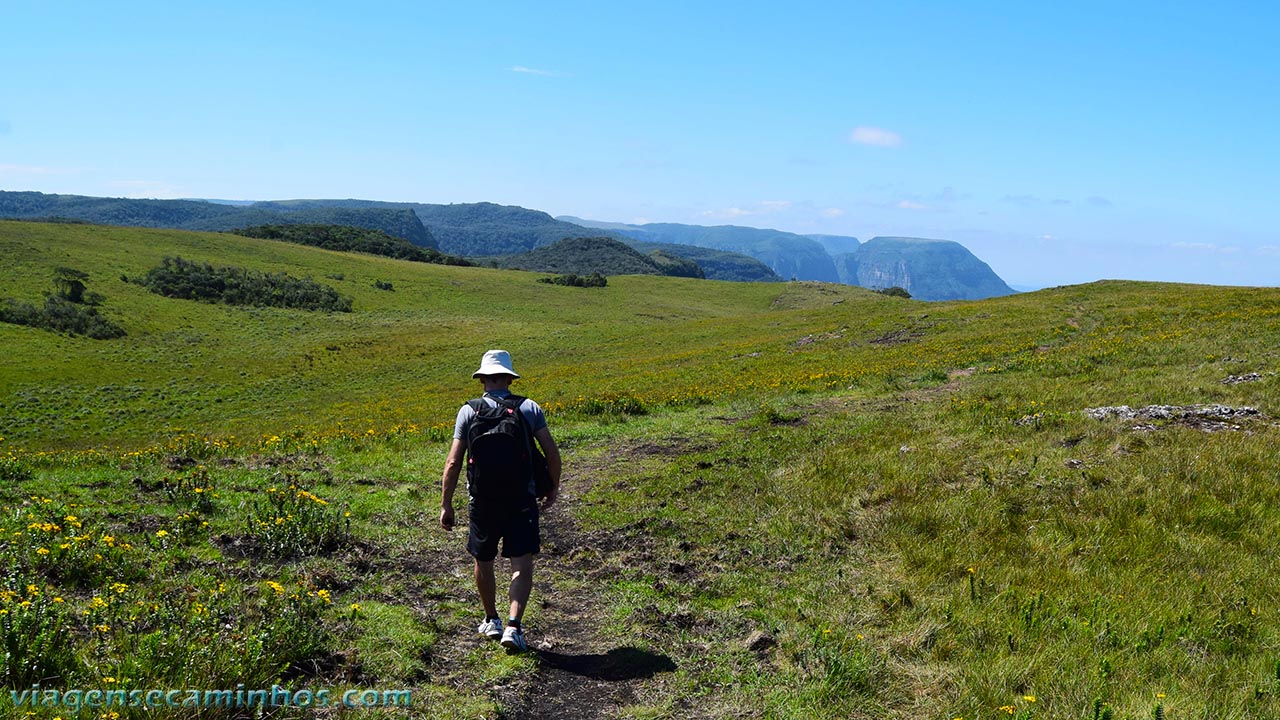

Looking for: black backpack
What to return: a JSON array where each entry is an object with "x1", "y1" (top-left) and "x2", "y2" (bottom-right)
[{"x1": 465, "y1": 395, "x2": 544, "y2": 499}]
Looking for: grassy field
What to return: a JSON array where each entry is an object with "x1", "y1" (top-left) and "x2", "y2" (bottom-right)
[{"x1": 2, "y1": 220, "x2": 1278, "y2": 719}]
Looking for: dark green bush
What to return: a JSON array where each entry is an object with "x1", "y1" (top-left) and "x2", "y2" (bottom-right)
[
  {"x1": 233, "y1": 224, "x2": 471, "y2": 266},
  {"x1": 0, "y1": 296, "x2": 126, "y2": 338},
  {"x1": 0, "y1": 267, "x2": 126, "y2": 338},
  {"x1": 876, "y1": 286, "x2": 911, "y2": 299},
  {"x1": 537, "y1": 272, "x2": 608, "y2": 288},
  {"x1": 139, "y1": 256, "x2": 352, "y2": 312}
]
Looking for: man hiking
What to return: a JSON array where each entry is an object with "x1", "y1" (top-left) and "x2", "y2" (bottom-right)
[{"x1": 440, "y1": 349, "x2": 561, "y2": 652}]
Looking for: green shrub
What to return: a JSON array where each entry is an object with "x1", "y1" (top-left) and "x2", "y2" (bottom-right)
[
  {"x1": 102, "y1": 580, "x2": 331, "y2": 688},
  {"x1": 876, "y1": 286, "x2": 911, "y2": 298},
  {"x1": 242, "y1": 482, "x2": 351, "y2": 559},
  {"x1": 7, "y1": 502, "x2": 145, "y2": 589},
  {"x1": 0, "y1": 568, "x2": 80, "y2": 687},
  {"x1": 0, "y1": 295, "x2": 127, "y2": 338},
  {"x1": 138, "y1": 256, "x2": 352, "y2": 312},
  {"x1": 537, "y1": 272, "x2": 607, "y2": 288},
  {"x1": 0, "y1": 456, "x2": 31, "y2": 482},
  {"x1": 233, "y1": 224, "x2": 471, "y2": 266}
]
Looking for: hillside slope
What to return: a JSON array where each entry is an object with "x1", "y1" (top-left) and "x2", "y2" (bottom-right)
[
  {"x1": 0, "y1": 220, "x2": 872, "y2": 448},
  {"x1": 495, "y1": 236, "x2": 701, "y2": 278},
  {"x1": 619, "y1": 239, "x2": 780, "y2": 282}
]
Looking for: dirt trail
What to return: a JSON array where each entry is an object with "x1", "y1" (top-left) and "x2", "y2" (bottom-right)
[{"x1": 495, "y1": 450, "x2": 680, "y2": 719}]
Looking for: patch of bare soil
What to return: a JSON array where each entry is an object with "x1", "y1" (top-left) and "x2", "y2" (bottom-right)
[
  {"x1": 374, "y1": 436, "x2": 695, "y2": 719},
  {"x1": 496, "y1": 466, "x2": 681, "y2": 720}
]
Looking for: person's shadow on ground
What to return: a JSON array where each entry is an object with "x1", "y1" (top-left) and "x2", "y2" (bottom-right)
[{"x1": 535, "y1": 646, "x2": 677, "y2": 681}]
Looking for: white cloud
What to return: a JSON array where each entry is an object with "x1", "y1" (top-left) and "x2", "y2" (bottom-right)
[
  {"x1": 848, "y1": 126, "x2": 902, "y2": 148},
  {"x1": 1171, "y1": 242, "x2": 1240, "y2": 254},
  {"x1": 821, "y1": 208, "x2": 845, "y2": 218},
  {"x1": 1086, "y1": 195, "x2": 1114, "y2": 207},
  {"x1": 895, "y1": 200, "x2": 927, "y2": 210},
  {"x1": 699, "y1": 200, "x2": 794, "y2": 220},
  {"x1": 510, "y1": 65, "x2": 557, "y2": 76},
  {"x1": 1258, "y1": 245, "x2": 1280, "y2": 256},
  {"x1": 699, "y1": 207, "x2": 753, "y2": 219}
]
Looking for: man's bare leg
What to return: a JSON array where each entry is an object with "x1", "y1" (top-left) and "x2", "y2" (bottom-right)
[
  {"x1": 475, "y1": 559, "x2": 498, "y2": 619},
  {"x1": 508, "y1": 554, "x2": 533, "y2": 624}
]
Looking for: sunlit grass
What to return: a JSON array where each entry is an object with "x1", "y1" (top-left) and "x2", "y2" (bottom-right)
[{"x1": 1, "y1": 220, "x2": 1278, "y2": 717}]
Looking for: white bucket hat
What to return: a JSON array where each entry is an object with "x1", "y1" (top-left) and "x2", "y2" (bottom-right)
[{"x1": 472, "y1": 349, "x2": 520, "y2": 378}]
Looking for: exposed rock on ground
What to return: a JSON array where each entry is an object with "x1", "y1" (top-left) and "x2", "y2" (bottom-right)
[
  {"x1": 1221, "y1": 372, "x2": 1268, "y2": 385},
  {"x1": 1085, "y1": 404, "x2": 1263, "y2": 432}
]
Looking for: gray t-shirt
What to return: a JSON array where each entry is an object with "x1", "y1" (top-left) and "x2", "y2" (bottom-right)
[{"x1": 453, "y1": 390, "x2": 548, "y2": 447}]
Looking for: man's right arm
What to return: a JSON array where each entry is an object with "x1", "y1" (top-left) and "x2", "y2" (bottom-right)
[{"x1": 440, "y1": 438, "x2": 465, "y2": 530}]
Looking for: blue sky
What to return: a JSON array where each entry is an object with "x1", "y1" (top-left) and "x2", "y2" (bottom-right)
[{"x1": 2, "y1": 1, "x2": 1276, "y2": 288}]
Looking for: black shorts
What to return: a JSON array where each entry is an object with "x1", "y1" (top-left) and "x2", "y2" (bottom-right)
[{"x1": 467, "y1": 495, "x2": 540, "y2": 561}]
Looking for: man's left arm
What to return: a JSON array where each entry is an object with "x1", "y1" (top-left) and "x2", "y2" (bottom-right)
[{"x1": 533, "y1": 427, "x2": 561, "y2": 508}]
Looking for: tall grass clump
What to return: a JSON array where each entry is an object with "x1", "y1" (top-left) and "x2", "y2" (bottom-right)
[
  {"x1": 0, "y1": 568, "x2": 79, "y2": 686},
  {"x1": 242, "y1": 481, "x2": 351, "y2": 559}
]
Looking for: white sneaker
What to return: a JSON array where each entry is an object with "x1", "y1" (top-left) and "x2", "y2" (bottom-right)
[
  {"x1": 500, "y1": 625, "x2": 527, "y2": 652},
  {"x1": 477, "y1": 617, "x2": 503, "y2": 640}
]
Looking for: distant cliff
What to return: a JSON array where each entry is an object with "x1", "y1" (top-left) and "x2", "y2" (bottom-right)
[{"x1": 836, "y1": 237, "x2": 1015, "y2": 301}]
